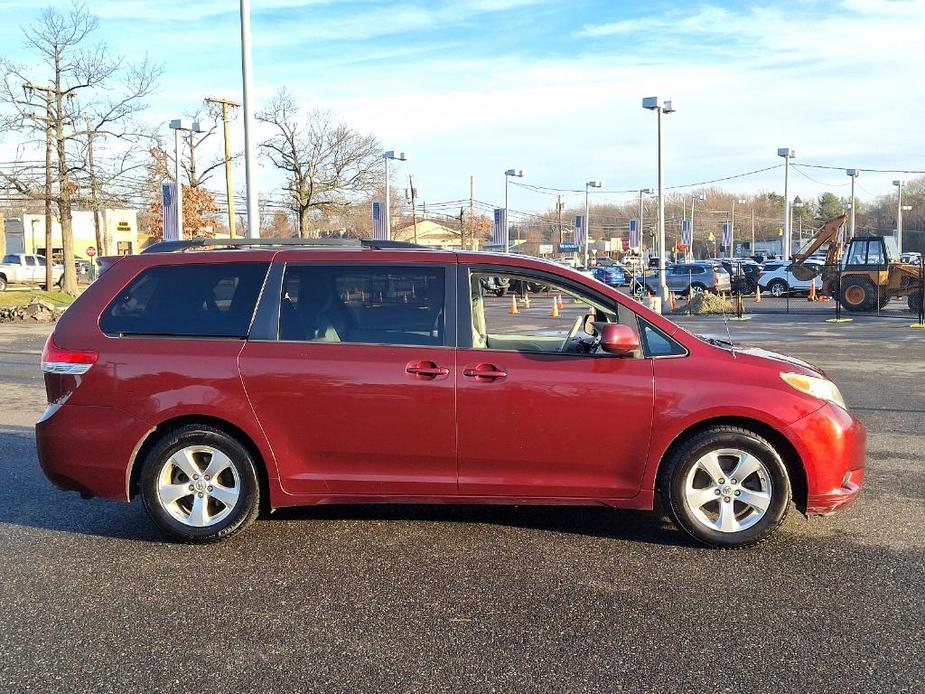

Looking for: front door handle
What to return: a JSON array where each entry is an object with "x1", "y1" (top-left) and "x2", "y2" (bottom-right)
[
  {"x1": 463, "y1": 363, "x2": 507, "y2": 381},
  {"x1": 406, "y1": 360, "x2": 450, "y2": 379}
]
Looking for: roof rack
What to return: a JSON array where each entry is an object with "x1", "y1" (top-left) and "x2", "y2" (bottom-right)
[{"x1": 140, "y1": 237, "x2": 428, "y2": 254}]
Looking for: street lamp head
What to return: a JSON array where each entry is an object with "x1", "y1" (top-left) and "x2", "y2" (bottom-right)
[
  {"x1": 735, "y1": 198, "x2": 746, "y2": 204},
  {"x1": 893, "y1": 179, "x2": 903, "y2": 187},
  {"x1": 586, "y1": 180, "x2": 602, "y2": 189},
  {"x1": 641, "y1": 188, "x2": 654, "y2": 195},
  {"x1": 383, "y1": 150, "x2": 407, "y2": 161},
  {"x1": 662, "y1": 100, "x2": 676, "y2": 113},
  {"x1": 846, "y1": 169, "x2": 859, "y2": 177},
  {"x1": 505, "y1": 169, "x2": 524, "y2": 178},
  {"x1": 692, "y1": 192, "x2": 705, "y2": 201},
  {"x1": 902, "y1": 205, "x2": 913, "y2": 211},
  {"x1": 169, "y1": 118, "x2": 194, "y2": 131},
  {"x1": 777, "y1": 147, "x2": 795, "y2": 158},
  {"x1": 642, "y1": 96, "x2": 659, "y2": 110}
]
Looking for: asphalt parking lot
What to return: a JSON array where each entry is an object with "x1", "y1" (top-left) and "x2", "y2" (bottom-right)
[{"x1": 1, "y1": 312, "x2": 923, "y2": 694}]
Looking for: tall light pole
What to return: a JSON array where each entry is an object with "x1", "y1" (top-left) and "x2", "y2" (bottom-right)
[
  {"x1": 239, "y1": 0, "x2": 259, "y2": 238},
  {"x1": 382, "y1": 150, "x2": 407, "y2": 240},
  {"x1": 846, "y1": 169, "x2": 859, "y2": 239},
  {"x1": 643, "y1": 97, "x2": 676, "y2": 301},
  {"x1": 639, "y1": 187, "x2": 653, "y2": 256},
  {"x1": 689, "y1": 192, "x2": 705, "y2": 260},
  {"x1": 168, "y1": 119, "x2": 204, "y2": 239},
  {"x1": 791, "y1": 200, "x2": 805, "y2": 251},
  {"x1": 778, "y1": 147, "x2": 795, "y2": 258},
  {"x1": 504, "y1": 168, "x2": 523, "y2": 253},
  {"x1": 893, "y1": 180, "x2": 905, "y2": 253},
  {"x1": 584, "y1": 180, "x2": 602, "y2": 266},
  {"x1": 730, "y1": 198, "x2": 745, "y2": 257}
]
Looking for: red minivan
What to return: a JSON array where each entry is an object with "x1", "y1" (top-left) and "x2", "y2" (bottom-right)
[{"x1": 36, "y1": 239, "x2": 865, "y2": 547}]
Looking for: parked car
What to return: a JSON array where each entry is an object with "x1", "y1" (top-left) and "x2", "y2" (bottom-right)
[
  {"x1": 639, "y1": 262, "x2": 732, "y2": 296},
  {"x1": 36, "y1": 239, "x2": 865, "y2": 548},
  {"x1": 592, "y1": 264, "x2": 627, "y2": 287},
  {"x1": 0, "y1": 253, "x2": 64, "y2": 291},
  {"x1": 757, "y1": 262, "x2": 823, "y2": 297},
  {"x1": 901, "y1": 252, "x2": 922, "y2": 266}
]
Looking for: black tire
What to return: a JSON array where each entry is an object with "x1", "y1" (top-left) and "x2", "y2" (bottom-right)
[
  {"x1": 908, "y1": 291, "x2": 923, "y2": 313},
  {"x1": 689, "y1": 283, "x2": 707, "y2": 296},
  {"x1": 0, "y1": 276, "x2": 7, "y2": 292},
  {"x1": 659, "y1": 426, "x2": 791, "y2": 548},
  {"x1": 767, "y1": 279, "x2": 788, "y2": 298},
  {"x1": 140, "y1": 424, "x2": 260, "y2": 543},
  {"x1": 495, "y1": 287, "x2": 507, "y2": 297},
  {"x1": 839, "y1": 275, "x2": 878, "y2": 312}
]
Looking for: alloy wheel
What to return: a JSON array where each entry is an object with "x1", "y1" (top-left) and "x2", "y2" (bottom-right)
[
  {"x1": 683, "y1": 448, "x2": 773, "y2": 533},
  {"x1": 156, "y1": 445, "x2": 240, "y2": 527}
]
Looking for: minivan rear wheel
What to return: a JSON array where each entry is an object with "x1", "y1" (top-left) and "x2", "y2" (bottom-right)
[
  {"x1": 660, "y1": 426, "x2": 791, "y2": 548},
  {"x1": 140, "y1": 424, "x2": 260, "y2": 543}
]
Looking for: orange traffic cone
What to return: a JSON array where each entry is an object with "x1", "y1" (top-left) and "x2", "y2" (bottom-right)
[
  {"x1": 808, "y1": 281, "x2": 817, "y2": 302},
  {"x1": 550, "y1": 299, "x2": 560, "y2": 317},
  {"x1": 523, "y1": 293, "x2": 531, "y2": 309},
  {"x1": 556, "y1": 294, "x2": 564, "y2": 310},
  {"x1": 510, "y1": 294, "x2": 519, "y2": 314},
  {"x1": 755, "y1": 285, "x2": 762, "y2": 303},
  {"x1": 669, "y1": 292, "x2": 677, "y2": 311}
]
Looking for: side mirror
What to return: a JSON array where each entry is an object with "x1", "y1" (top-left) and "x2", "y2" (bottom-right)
[{"x1": 598, "y1": 323, "x2": 640, "y2": 356}]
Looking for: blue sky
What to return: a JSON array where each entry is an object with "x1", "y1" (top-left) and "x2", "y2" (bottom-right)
[{"x1": 1, "y1": 0, "x2": 923, "y2": 213}]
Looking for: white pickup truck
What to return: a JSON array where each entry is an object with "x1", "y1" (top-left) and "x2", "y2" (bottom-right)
[{"x1": 0, "y1": 254, "x2": 64, "y2": 291}]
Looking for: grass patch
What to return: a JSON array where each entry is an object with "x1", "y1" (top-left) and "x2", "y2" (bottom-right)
[{"x1": 0, "y1": 290, "x2": 75, "y2": 308}]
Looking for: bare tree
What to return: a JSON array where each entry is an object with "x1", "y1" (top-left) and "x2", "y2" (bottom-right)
[
  {"x1": 257, "y1": 88, "x2": 381, "y2": 238},
  {"x1": 0, "y1": 2, "x2": 160, "y2": 293}
]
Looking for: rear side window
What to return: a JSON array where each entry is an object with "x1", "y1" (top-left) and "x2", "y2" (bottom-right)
[
  {"x1": 279, "y1": 265, "x2": 445, "y2": 346},
  {"x1": 101, "y1": 262, "x2": 269, "y2": 338}
]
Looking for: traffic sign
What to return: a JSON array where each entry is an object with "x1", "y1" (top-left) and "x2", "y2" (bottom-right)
[{"x1": 86, "y1": 246, "x2": 97, "y2": 257}]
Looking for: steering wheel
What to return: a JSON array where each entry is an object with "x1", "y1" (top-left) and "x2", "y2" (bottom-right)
[{"x1": 560, "y1": 312, "x2": 599, "y2": 354}]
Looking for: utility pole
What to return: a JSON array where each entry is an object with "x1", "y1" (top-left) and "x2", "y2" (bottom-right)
[
  {"x1": 459, "y1": 207, "x2": 464, "y2": 249},
  {"x1": 206, "y1": 96, "x2": 242, "y2": 237},
  {"x1": 846, "y1": 169, "x2": 859, "y2": 239},
  {"x1": 24, "y1": 86, "x2": 55, "y2": 288},
  {"x1": 751, "y1": 208, "x2": 756, "y2": 253},
  {"x1": 778, "y1": 147, "x2": 795, "y2": 259},
  {"x1": 85, "y1": 121, "x2": 105, "y2": 256},
  {"x1": 556, "y1": 194, "x2": 564, "y2": 246},
  {"x1": 239, "y1": 0, "x2": 259, "y2": 237},
  {"x1": 409, "y1": 173, "x2": 418, "y2": 244},
  {"x1": 894, "y1": 180, "x2": 905, "y2": 253},
  {"x1": 468, "y1": 175, "x2": 474, "y2": 250}
]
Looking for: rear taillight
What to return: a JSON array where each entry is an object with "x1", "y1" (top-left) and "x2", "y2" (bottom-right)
[{"x1": 41, "y1": 334, "x2": 97, "y2": 375}]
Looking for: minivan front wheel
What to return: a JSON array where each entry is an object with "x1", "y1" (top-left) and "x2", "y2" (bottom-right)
[
  {"x1": 140, "y1": 425, "x2": 260, "y2": 542},
  {"x1": 660, "y1": 426, "x2": 791, "y2": 548}
]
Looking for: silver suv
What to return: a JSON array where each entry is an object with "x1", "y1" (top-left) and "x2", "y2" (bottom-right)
[{"x1": 638, "y1": 262, "x2": 732, "y2": 296}]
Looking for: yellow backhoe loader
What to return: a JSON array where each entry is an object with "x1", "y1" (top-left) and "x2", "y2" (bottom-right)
[{"x1": 790, "y1": 214, "x2": 923, "y2": 312}]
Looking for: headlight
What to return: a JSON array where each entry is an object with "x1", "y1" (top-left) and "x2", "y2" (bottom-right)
[{"x1": 780, "y1": 372, "x2": 847, "y2": 410}]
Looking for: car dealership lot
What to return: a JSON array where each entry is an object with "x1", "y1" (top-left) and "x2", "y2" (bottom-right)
[{"x1": 1, "y1": 318, "x2": 923, "y2": 693}]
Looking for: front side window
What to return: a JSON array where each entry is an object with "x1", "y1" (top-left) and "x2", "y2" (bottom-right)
[
  {"x1": 279, "y1": 265, "x2": 446, "y2": 346},
  {"x1": 469, "y1": 270, "x2": 637, "y2": 356},
  {"x1": 100, "y1": 262, "x2": 269, "y2": 338},
  {"x1": 24, "y1": 256, "x2": 36, "y2": 267}
]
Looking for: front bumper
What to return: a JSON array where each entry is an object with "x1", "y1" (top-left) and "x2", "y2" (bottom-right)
[{"x1": 785, "y1": 402, "x2": 866, "y2": 515}]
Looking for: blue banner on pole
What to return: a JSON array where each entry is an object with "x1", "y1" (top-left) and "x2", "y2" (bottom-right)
[
  {"x1": 575, "y1": 215, "x2": 586, "y2": 246},
  {"x1": 493, "y1": 208, "x2": 506, "y2": 245},
  {"x1": 629, "y1": 218, "x2": 641, "y2": 248},
  {"x1": 372, "y1": 201, "x2": 388, "y2": 240},
  {"x1": 162, "y1": 181, "x2": 179, "y2": 240}
]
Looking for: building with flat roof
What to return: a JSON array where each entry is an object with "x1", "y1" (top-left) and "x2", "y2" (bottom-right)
[{"x1": 1, "y1": 209, "x2": 139, "y2": 259}]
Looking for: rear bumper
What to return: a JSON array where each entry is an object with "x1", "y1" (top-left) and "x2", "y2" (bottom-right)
[
  {"x1": 35, "y1": 403, "x2": 149, "y2": 501},
  {"x1": 785, "y1": 403, "x2": 866, "y2": 515}
]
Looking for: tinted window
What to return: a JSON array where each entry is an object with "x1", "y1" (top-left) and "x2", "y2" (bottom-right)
[
  {"x1": 280, "y1": 265, "x2": 445, "y2": 346},
  {"x1": 24, "y1": 256, "x2": 35, "y2": 266},
  {"x1": 37, "y1": 256, "x2": 46, "y2": 266},
  {"x1": 2, "y1": 255, "x2": 17, "y2": 264},
  {"x1": 639, "y1": 320, "x2": 686, "y2": 357},
  {"x1": 101, "y1": 262, "x2": 269, "y2": 338}
]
